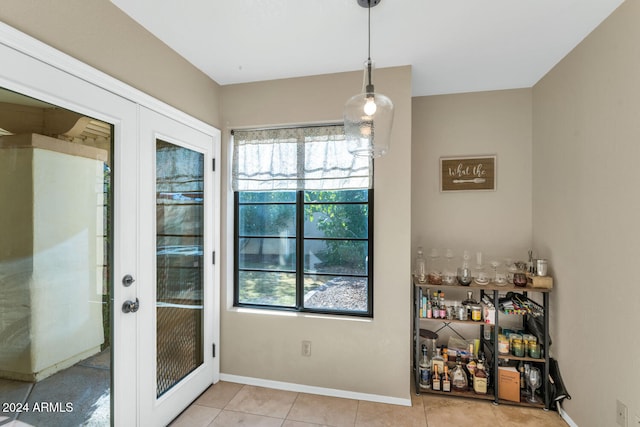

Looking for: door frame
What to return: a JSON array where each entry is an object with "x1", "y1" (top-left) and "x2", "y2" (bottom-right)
[{"x1": 0, "y1": 21, "x2": 221, "y2": 426}]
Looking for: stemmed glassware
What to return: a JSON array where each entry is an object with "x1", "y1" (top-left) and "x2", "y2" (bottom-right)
[
  {"x1": 526, "y1": 366, "x2": 542, "y2": 403},
  {"x1": 457, "y1": 267, "x2": 472, "y2": 286},
  {"x1": 490, "y1": 259, "x2": 500, "y2": 283}
]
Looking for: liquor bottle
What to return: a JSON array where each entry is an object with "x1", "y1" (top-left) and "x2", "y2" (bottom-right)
[
  {"x1": 451, "y1": 354, "x2": 469, "y2": 392},
  {"x1": 432, "y1": 364, "x2": 441, "y2": 391},
  {"x1": 426, "y1": 299, "x2": 432, "y2": 319},
  {"x1": 419, "y1": 344, "x2": 431, "y2": 389},
  {"x1": 439, "y1": 294, "x2": 446, "y2": 319},
  {"x1": 466, "y1": 344, "x2": 476, "y2": 389},
  {"x1": 432, "y1": 291, "x2": 440, "y2": 318},
  {"x1": 442, "y1": 366, "x2": 451, "y2": 392},
  {"x1": 519, "y1": 361, "x2": 526, "y2": 392},
  {"x1": 431, "y1": 347, "x2": 444, "y2": 377},
  {"x1": 462, "y1": 291, "x2": 477, "y2": 319},
  {"x1": 473, "y1": 358, "x2": 488, "y2": 395}
]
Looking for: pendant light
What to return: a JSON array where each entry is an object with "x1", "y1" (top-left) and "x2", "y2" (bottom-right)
[{"x1": 344, "y1": 0, "x2": 394, "y2": 158}]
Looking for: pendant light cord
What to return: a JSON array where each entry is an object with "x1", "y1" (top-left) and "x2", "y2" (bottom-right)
[
  {"x1": 366, "y1": 0, "x2": 374, "y2": 93},
  {"x1": 368, "y1": 0, "x2": 371, "y2": 61}
]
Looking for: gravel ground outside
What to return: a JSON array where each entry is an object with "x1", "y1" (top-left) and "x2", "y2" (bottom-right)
[{"x1": 304, "y1": 277, "x2": 368, "y2": 312}]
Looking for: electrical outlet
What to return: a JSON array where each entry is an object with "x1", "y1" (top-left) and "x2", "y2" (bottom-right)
[
  {"x1": 301, "y1": 340, "x2": 311, "y2": 357},
  {"x1": 616, "y1": 400, "x2": 628, "y2": 427}
]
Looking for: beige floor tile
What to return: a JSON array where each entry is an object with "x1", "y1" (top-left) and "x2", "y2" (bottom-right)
[
  {"x1": 225, "y1": 385, "x2": 298, "y2": 418},
  {"x1": 194, "y1": 381, "x2": 244, "y2": 409},
  {"x1": 209, "y1": 410, "x2": 284, "y2": 427},
  {"x1": 282, "y1": 420, "x2": 330, "y2": 427},
  {"x1": 493, "y1": 404, "x2": 568, "y2": 427},
  {"x1": 423, "y1": 395, "x2": 498, "y2": 427},
  {"x1": 287, "y1": 393, "x2": 358, "y2": 427},
  {"x1": 355, "y1": 399, "x2": 427, "y2": 427},
  {"x1": 169, "y1": 404, "x2": 221, "y2": 427}
]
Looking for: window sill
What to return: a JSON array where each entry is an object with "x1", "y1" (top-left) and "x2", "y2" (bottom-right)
[{"x1": 225, "y1": 306, "x2": 373, "y2": 323}]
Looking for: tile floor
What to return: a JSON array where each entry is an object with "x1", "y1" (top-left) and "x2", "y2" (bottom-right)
[{"x1": 170, "y1": 381, "x2": 569, "y2": 427}]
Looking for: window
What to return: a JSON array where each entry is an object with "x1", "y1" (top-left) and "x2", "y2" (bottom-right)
[{"x1": 232, "y1": 125, "x2": 373, "y2": 316}]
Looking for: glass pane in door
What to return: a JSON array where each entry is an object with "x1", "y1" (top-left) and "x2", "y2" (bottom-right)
[
  {"x1": 0, "y1": 88, "x2": 112, "y2": 425},
  {"x1": 156, "y1": 139, "x2": 204, "y2": 397}
]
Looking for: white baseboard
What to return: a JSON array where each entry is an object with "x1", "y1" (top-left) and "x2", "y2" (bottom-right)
[
  {"x1": 558, "y1": 403, "x2": 578, "y2": 427},
  {"x1": 219, "y1": 373, "x2": 412, "y2": 407}
]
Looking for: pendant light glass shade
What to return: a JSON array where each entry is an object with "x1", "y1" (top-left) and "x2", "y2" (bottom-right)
[
  {"x1": 344, "y1": 1, "x2": 394, "y2": 158},
  {"x1": 344, "y1": 60, "x2": 394, "y2": 158}
]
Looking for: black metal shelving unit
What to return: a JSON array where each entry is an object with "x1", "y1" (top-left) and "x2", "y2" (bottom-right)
[{"x1": 412, "y1": 277, "x2": 552, "y2": 410}]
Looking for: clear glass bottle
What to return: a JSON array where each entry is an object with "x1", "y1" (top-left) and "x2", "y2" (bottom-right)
[
  {"x1": 414, "y1": 246, "x2": 426, "y2": 283},
  {"x1": 473, "y1": 251, "x2": 489, "y2": 284},
  {"x1": 431, "y1": 347, "x2": 444, "y2": 377},
  {"x1": 427, "y1": 248, "x2": 442, "y2": 285},
  {"x1": 451, "y1": 354, "x2": 469, "y2": 392},
  {"x1": 419, "y1": 344, "x2": 431, "y2": 389},
  {"x1": 442, "y1": 249, "x2": 456, "y2": 285}
]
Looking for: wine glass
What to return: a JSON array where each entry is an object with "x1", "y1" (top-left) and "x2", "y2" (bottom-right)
[
  {"x1": 490, "y1": 259, "x2": 500, "y2": 283},
  {"x1": 457, "y1": 267, "x2": 472, "y2": 286},
  {"x1": 526, "y1": 366, "x2": 541, "y2": 403}
]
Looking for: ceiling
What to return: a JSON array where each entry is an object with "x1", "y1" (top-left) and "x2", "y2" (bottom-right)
[{"x1": 110, "y1": 0, "x2": 624, "y2": 97}]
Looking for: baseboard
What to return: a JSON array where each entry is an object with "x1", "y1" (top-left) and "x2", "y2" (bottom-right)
[
  {"x1": 558, "y1": 402, "x2": 578, "y2": 427},
  {"x1": 219, "y1": 373, "x2": 412, "y2": 407}
]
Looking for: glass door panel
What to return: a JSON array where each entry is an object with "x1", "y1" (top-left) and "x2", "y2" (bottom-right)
[
  {"x1": 0, "y1": 88, "x2": 113, "y2": 426},
  {"x1": 138, "y1": 106, "x2": 216, "y2": 426},
  {"x1": 156, "y1": 139, "x2": 204, "y2": 397}
]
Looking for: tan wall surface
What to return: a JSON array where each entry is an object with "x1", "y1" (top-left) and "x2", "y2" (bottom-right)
[
  {"x1": 411, "y1": 89, "x2": 533, "y2": 342},
  {"x1": 533, "y1": 1, "x2": 638, "y2": 425},
  {"x1": 0, "y1": 0, "x2": 221, "y2": 127},
  {"x1": 412, "y1": 89, "x2": 533, "y2": 256},
  {"x1": 220, "y1": 66, "x2": 412, "y2": 401}
]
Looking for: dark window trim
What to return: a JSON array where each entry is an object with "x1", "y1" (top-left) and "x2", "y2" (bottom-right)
[{"x1": 234, "y1": 189, "x2": 374, "y2": 317}]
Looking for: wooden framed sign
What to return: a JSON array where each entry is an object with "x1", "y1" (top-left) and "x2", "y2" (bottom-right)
[{"x1": 440, "y1": 155, "x2": 496, "y2": 191}]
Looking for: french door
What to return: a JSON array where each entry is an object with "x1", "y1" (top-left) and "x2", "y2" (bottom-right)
[
  {"x1": 0, "y1": 22, "x2": 219, "y2": 426},
  {"x1": 137, "y1": 107, "x2": 217, "y2": 426}
]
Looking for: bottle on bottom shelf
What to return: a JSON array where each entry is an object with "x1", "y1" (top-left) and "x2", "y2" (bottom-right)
[
  {"x1": 451, "y1": 354, "x2": 468, "y2": 392},
  {"x1": 419, "y1": 344, "x2": 431, "y2": 389},
  {"x1": 442, "y1": 366, "x2": 451, "y2": 392},
  {"x1": 432, "y1": 365, "x2": 441, "y2": 391},
  {"x1": 473, "y1": 357, "x2": 488, "y2": 395}
]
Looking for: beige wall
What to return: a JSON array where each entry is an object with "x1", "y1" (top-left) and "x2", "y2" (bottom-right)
[
  {"x1": 0, "y1": 0, "x2": 221, "y2": 127},
  {"x1": 411, "y1": 89, "x2": 533, "y2": 342},
  {"x1": 411, "y1": 89, "x2": 533, "y2": 256},
  {"x1": 220, "y1": 66, "x2": 412, "y2": 401},
  {"x1": 533, "y1": 1, "x2": 639, "y2": 425}
]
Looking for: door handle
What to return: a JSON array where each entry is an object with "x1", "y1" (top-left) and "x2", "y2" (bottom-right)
[{"x1": 122, "y1": 298, "x2": 140, "y2": 313}]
